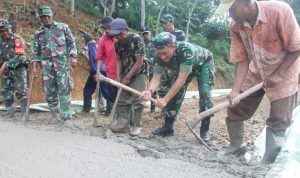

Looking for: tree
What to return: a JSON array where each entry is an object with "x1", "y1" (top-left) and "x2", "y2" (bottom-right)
[
  {"x1": 71, "y1": 0, "x2": 75, "y2": 17},
  {"x1": 141, "y1": 0, "x2": 145, "y2": 27},
  {"x1": 186, "y1": 0, "x2": 199, "y2": 41},
  {"x1": 99, "y1": 0, "x2": 116, "y2": 16}
]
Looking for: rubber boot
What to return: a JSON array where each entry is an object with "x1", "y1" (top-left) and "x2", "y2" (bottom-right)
[
  {"x1": 99, "y1": 95, "x2": 106, "y2": 112},
  {"x1": 130, "y1": 106, "x2": 144, "y2": 136},
  {"x1": 78, "y1": 96, "x2": 91, "y2": 115},
  {"x1": 200, "y1": 117, "x2": 211, "y2": 142},
  {"x1": 109, "y1": 105, "x2": 130, "y2": 133},
  {"x1": 153, "y1": 110, "x2": 165, "y2": 119},
  {"x1": 20, "y1": 99, "x2": 27, "y2": 122},
  {"x1": 224, "y1": 120, "x2": 247, "y2": 155},
  {"x1": 261, "y1": 127, "x2": 285, "y2": 164},
  {"x1": 104, "y1": 100, "x2": 113, "y2": 116},
  {"x1": 4, "y1": 100, "x2": 15, "y2": 118},
  {"x1": 152, "y1": 117, "x2": 175, "y2": 137},
  {"x1": 49, "y1": 107, "x2": 61, "y2": 123}
]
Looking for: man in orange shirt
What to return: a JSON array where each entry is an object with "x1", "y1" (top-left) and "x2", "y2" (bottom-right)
[{"x1": 215, "y1": 0, "x2": 300, "y2": 164}]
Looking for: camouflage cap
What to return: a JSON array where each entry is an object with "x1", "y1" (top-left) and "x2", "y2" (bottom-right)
[
  {"x1": 83, "y1": 33, "x2": 94, "y2": 43},
  {"x1": 141, "y1": 25, "x2": 150, "y2": 33},
  {"x1": 38, "y1": 5, "x2": 53, "y2": 17},
  {"x1": 99, "y1": 16, "x2": 114, "y2": 27},
  {"x1": 160, "y1": 14, "x2": 174, "y2": 24},
  {"x1": 153, "y1": 32, "x2": 176, "y2": 49},
  {"x1": 110, "y1": 18, "x2": 128, "y2": 35},
  {"x1": 0, "y1": 19, "x2": 12, "y2": 31}
]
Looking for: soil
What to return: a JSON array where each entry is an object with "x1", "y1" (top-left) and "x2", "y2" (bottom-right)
[{"x1": 0, "y1": 95, "x2": 272, "y2": 177}]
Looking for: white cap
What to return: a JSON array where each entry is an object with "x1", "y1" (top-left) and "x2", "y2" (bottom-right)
[{"x1": 214, "y1": 0, "x2": 235, "y2": 16}]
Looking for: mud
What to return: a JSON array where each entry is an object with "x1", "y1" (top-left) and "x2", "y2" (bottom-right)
[{"x1": 0, "y1": 96, "x2": 272, "y2": 177}]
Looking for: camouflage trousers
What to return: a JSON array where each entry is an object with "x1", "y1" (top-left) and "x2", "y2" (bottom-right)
[
  {"x1": 158, "y1": 61, "x2": 214, "y2": 119},
  {"x1": 1, "y1": 67, "x2": 27, "y2": 103},
  {"x1": 42, "y1": 67, "x2": 74, "y2": 118}
]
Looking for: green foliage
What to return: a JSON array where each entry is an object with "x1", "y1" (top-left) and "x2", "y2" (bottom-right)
[
  {"x1": 74, "y1": 0, "x2": 102, "y2": 20},
  {"x1": 202, "y1": 21, "x2": 229, "y2": 42}
]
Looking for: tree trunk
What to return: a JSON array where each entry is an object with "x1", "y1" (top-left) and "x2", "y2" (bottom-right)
[
  {"x1": 103, "y1": 0, "x2": 107, "y2": 16},
  {"x1": 108, "y1": 0, "x2": 116, "y2": 16},
  {"x1": 71, "y1": 0, "x2": 75, "y2": 17},
  {"x1": 141, "y1": 0, "x2": 145, "y2": 28},
  {"x1": 186, "y1": 0, "x2": 198, "y2": 41},
  {"x1": 156, "y1": 0, "x2": 166, "y2": 34}
]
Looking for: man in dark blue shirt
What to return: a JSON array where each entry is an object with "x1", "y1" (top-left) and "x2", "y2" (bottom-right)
[{"x1": 79, "y1": 33, "x2": 109, "y2": 115}]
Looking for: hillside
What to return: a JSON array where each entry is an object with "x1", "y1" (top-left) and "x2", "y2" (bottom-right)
[{"x1": 1, "y1": 0, "x2": 99, "y2": 103}]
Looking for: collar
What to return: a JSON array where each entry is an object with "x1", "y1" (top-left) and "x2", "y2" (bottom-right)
[
  {"x1": 42, "y1": 21, "x2": 58, "y2": 28},
  {"x1": 243, "y1": 1, "x2": 267, "y2": 28}
]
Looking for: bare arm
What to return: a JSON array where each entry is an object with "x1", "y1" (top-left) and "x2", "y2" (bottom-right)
[
  {"x1": 265, "y1": 49, "x2": 300, "y2": 88},
  {"x1": 95, "y1": 60, "x2": 103, "y2": 81},
  {"x1": 275, "y1": 49, "x2": 300, "y2": 75},
  {"x1": 228, "y1": 59, "x2": 250, "y2": 104},
  {"x1": 116, "y1": 55, "x2": 122, "y2": 82},
  {"x1": 125, "y1": 55, "x2": 143, "y2": 79},
  {"x1": 163, "y1": 72, "x2": 189, "y2": 103}
]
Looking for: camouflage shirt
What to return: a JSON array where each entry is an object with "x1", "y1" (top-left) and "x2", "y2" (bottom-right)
[
  {"x1": 32, "y1": 21, "x2": 77, "y2": 70},
  {"x1": 0, "y1": 33, "x2": 28, "y2": 69},
  {"x1": 153, "y1": 41, "x2": 214, "y2": 75},
  {"x1": 170, "y1": 29, "x2": 186, "y2": 41},
  {"x1": 115, "y1": 33, "x2": 147, "y2": 77},
  {"x1": 144, "y1": 39, "x2": 156, "y2": 64}
]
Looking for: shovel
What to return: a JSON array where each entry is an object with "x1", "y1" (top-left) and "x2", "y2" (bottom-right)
[
  {"x1": 186, "y1": 82, "x2": 263, "y2": 150},
  {"x1": 93, "y1": 73, "x2": 102, "y2": 127}
]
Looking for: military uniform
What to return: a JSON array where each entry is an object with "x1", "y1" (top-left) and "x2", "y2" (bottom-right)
[
  {"x1": 0, "y1": 21, "x2": 28, "y2": 119},
  {"x1": 152, "y1": 32, "x2": 215, "y2": 139},
  {"x1": 32, "y1": 21, "x2": 77, "y2": 120},
  {"x1": 170, "y1": 29, "x2": 186, "y2": 42},
  {"x1": 144, "y1": 39, "x2": 156, "y2": 77},
  {"x1": 157, "y1": 14, "x2": 187, "y2": 118}
]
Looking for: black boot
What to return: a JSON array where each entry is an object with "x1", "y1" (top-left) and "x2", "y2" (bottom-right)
[
  {"x1": 152, "y1": 117, "x2": 175, "y2": 137},
  {"x1": 200, "y1": 117, "x2": 211, "y2": 142},
  {"x1": 20, "y1": 98, "x2": 28, "y2": 122},
  {"x1": 79, "y1": 96, "x2": 92, "y2": 115},
  {"x1": 104, "y1": 100, "x2": 113, "y2": 116},
  {"x1": 4, "y1": 100, "x2": 15, "y2": 118}
]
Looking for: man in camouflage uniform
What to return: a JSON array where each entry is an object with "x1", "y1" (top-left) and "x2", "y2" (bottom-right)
[
  {"x1": 142, "y1": 32, "x2": 215, "y2": 139},
  {"x1": 160, "y1": 14, "x2": 186, "y2": 42},
  {"x1": 32, "y1": 6, "x2": 77, "y2": 121},
  {"x1": 154, "y1": 14, "x2": 187, "y2": 119},
  {"x1": 0, "y1": 20, "x2": 28, "y2": 120},
  {"x1": 141, "y1": 25, "x2": 157, "y2": 113},
  {"x1": 109, "y1": 18, "x2": 147, "y2": 136}
]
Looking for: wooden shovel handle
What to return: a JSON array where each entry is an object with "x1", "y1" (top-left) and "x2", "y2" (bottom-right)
[
  {"x1": 99, "y1": 74, "x2": 156, "y2": 103},
  {"x1": 186, "y1": 82, "x2": 263, "y2": 129}
]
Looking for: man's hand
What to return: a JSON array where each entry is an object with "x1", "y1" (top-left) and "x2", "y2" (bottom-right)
[
  {"x1": 264, "y1": 73, "x2": 281, "y2": 88},
  {"x1": 141, "y1": 90, "x2": 152, "y2": 100},
  {"x1": 155, "y1": 98, "x2": 168, "y2": 109},
  {"x1": 227, "y1": 89, "x2": 240, "y2": 106},
  {"x1": 121, "y1": 77, "x2": 131, "y2": 85},
  {"x1": 69, "y1": 57, "x2": 77, "y2": 67}
]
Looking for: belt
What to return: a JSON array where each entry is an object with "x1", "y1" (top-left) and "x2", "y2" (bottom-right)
[{"x1": 7, "y1": 63, "x2": 28, "y2": 70}]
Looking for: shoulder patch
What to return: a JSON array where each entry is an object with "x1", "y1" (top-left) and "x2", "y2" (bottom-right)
[{"x1": 14, "y1": 37, "x2": 25, "y2": 55}]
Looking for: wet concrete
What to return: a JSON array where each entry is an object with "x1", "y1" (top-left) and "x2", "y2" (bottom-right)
[{"x1": 0, "y1": 111, "x2": 269, "y2": 178}]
